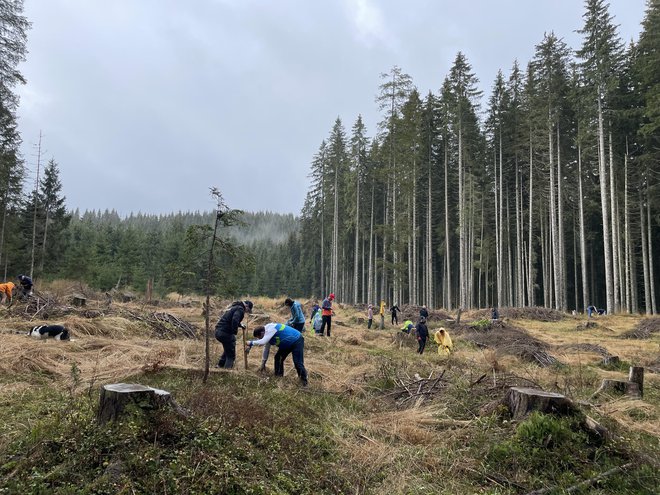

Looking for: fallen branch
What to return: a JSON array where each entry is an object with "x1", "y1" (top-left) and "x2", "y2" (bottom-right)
[{"x1": 524, "y1": 462, "x2": 633, "y2": 495}]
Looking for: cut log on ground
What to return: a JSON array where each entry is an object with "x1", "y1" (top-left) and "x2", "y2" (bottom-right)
[
  {"x1": 505, "y1": 387, "x2": 576, "y2": 420},
  {"x1": 592, "y1": 379, "x2": 641, "y2": 399},
  {"x1": 98, "y1": 383, "x2": 189, "y2": 424}
]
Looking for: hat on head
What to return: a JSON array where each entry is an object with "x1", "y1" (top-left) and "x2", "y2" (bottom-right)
[
  {"x1": 329, "y1": 293, "x2": 335, "y2": 300},
  {"x1": 244, "y1": 300, "x2": 254, "y2": 312},
  {"x1": 284, "y1": 298, "x2": 293, "y2": 306}
]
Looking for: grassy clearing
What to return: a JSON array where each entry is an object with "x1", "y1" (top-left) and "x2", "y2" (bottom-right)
[{"x1": 0, "y1": 299, "x2": 658, "y2": 494}]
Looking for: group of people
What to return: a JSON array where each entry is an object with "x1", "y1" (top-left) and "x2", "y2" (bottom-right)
[
  {"x1": 213, "y1": 298, "x2": 310, "y2": 387},
  {"x1": 212, "y1": 294, "x2": 454, "y2": 389},
  {"x1": 0, "y1": 274, "x2": 33, "y2": 304}
]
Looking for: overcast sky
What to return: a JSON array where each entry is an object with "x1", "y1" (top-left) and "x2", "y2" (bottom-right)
[{"x1": 17, "y1": 0, "x2": 647, "y2": 217}]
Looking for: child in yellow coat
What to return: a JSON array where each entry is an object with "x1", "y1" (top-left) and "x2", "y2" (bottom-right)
[{"x1": 434, "y1": 327, "x2": 453, "y2": 355}]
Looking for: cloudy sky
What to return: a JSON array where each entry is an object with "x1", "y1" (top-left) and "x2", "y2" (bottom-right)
[{"x1": 17, "y1": 0, "x2": 647, "y2": 217}]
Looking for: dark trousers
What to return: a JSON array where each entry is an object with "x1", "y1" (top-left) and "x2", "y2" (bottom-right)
[
  {"x1": 215, "y1": 331, "x2": 236, "y2": 369},
  {"x1": 367, "y1": 318, "x2": 373, "y2": 329},
  {"x1": 291, "y1": 321, "x2": 305, "y2": 332},
  {"x1": 274, "y1": 337, "x2": 308, "y2": 385},
  {"x1": 391, "y1": 314, "x2": 398, "y2": 325},
  {"x1": 417, "y1": 337, "x2": 427, "y2": 354},
  {"x1": 319, "y1": 315, "x2": 331, "y2": 336}
]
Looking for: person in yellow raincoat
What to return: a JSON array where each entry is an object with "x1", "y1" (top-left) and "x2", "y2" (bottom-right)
[
  {"x1": 0, "y1": 281, "x2": 15, "y2": 304},
  {"x1": 434, "y1": 327, "x2": 453, "y2": 355},
  {"x1": 379, "y1": 300, "x2": 386, "y2": 329}
]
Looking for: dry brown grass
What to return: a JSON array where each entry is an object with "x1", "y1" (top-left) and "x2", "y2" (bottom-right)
[{"x1": 2, "y1": 298, "x2": 659, "y2": 460}]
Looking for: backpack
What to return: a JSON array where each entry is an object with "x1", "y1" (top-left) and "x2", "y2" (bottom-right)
[{"x1": 313, "y1": 310, "x2": 323, "y2": 332}]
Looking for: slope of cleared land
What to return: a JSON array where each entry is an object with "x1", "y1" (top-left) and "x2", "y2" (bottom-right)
[{"x1": 0, "y1": 293, "x2": 658, "y2": 494}]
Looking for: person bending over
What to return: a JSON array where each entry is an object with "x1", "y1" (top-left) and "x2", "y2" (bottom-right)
[{"x1": 248, "y1": 323, "x2": 308, "y2": 387}]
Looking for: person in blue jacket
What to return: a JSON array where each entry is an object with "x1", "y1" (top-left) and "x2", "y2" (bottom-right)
[
  {"x1": 284, "y1": 297, "x2": 305, "y2": 332},
  {"x1": 248, "y1": 323, "x2": 308, "y2": 386},
  {"x1": 214, "y1": 300, "x2": 253, "y2": 369}
]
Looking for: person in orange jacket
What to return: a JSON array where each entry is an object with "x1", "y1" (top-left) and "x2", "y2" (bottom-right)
[{"x1": 0, "y1": 281, "x2": 16, "y2": 304}]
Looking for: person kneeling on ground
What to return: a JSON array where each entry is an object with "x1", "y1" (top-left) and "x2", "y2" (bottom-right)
[
  {"x1": 416, "y1": 317, "x2": 429, "y2": 354},
  {"x1": 400, "y1": 320, "x2": 415, "y2": 334},
  {"x1": 284, "y1": 297, "x2": 306, "y2": 332},
  {"x1": 434, "y1": 327, "x2": 453, "y2": 355},
  {"x1": 248, "y1": 323, "x2": 308, "y2": 387}
]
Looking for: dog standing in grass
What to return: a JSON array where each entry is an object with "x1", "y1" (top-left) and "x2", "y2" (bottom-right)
[{"x1": 28, "y1": 325, "x2": 70, "y2": 341}]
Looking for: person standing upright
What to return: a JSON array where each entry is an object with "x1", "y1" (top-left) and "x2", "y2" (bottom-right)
[
  {"x1": 420, "y1": 305, "x2": 429, "y2": 320},
  {"x1": 319, "y1": 293, "x2": 334, "y2": 337},
  {"x1": 390, "y1": 303, "x2": 401, "y2": 325},
  {"x1": 416, "y1": 317, "x2": 429, "y2": 354},
  {"x1": 284, "y1": 297, "x2": 305, "y2": 332},
  {"x1": 367, "y1": 304, "x2": 373, "y2": 329},
  {"x1": 214, "y1": 300, "x2": 253, "y2": 369}
]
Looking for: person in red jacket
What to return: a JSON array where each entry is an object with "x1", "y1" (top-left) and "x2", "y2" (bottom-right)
[{"x1": 319, "y1": 293, "x2": 335, "y2": 337}]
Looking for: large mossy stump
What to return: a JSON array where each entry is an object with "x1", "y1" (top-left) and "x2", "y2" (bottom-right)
[
  {"x1": 505, "y1": 387, "x2": 576, "y2": 420},
  {"x1": 98, "y1": 383, "x2": 187, "y2": 424}
]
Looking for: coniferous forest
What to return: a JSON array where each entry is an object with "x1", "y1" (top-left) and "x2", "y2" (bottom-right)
[{"x1": 0, "y1": 0, "x2": 658, "y2": 314}]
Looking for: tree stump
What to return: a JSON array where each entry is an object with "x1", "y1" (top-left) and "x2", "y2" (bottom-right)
[
  {"x1": 98, "y1": 383, "x2": 184, "y2": 424},
  {"x1": 72, "y1": 294, "x2": 87, "y2": 307},
  {"x1": 505, "y1": 387, "x2": 576, "y2": 420},
  {"x1": 592, "y1": 379, "x2": 640, "y2": 399},
  {"x1": 601, "y1": 355, "x2": 620, "y2": 366},
  {"x1": 628, "y1": 366, "x2": 644, "y2": 397}
]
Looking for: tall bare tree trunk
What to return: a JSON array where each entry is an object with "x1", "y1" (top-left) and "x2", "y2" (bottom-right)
[
  {"x1": 459, "y1": 125, "x2": 467, "y2": 309},
  {"x1": 640, "y1": 191, "x2": 651, "y2": 315},
  {"x1": 527, "y1": 129, "x2": 535, "y2": 306},
  {"x1": 623, "y1": 144, "x2": 632, "y2": 313},
  {"x1": 647, "y1": 185, "x2": 657, "y2": 314},
  {"x1": 444, "y1": 143, "x2": 452, "y2": 309},
  {"x1": 609, "y1": 129, "x2": 620, "y2": 313},
  {"x1": 549, "y1": 116, "x2": 560, "y2": 310},
  {"x1": 598, "y1": 98, "x2": 614, "y2": 314},
  {"x1": 30, "y1": 131, "x2": 43, "y2": 279},
  {"x1": 578, "y1": 144, "x2": 589, "y2": 312},
  {"x1": 557, "y1": 125, "x2": 566, "y2": 311},
  {"x1": 353, "y1": 163, "x2": 360, "y2": 304},
  {"x1": 427, "y1": 162, "x2": 433, "y2": 308},
  {"x1": 367, "y1": 185, "x2": 374, "y2": 304}
]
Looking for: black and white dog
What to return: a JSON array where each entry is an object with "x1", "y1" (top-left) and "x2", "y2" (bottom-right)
[{"x1": 28, "y1": 324, "x2": 70, "y2": 341}]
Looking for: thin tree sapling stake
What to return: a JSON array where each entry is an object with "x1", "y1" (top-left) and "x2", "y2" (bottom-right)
[{"x1": 243, "y1": 315, "x2": 249, "y2": 370}]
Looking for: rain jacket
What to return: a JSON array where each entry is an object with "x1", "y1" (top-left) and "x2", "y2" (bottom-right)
[
  {"x1": 434, "y1": 329, "x2": 453, "y2": 355},
  {"x1": 400, "y1": 320, "x2": 414, "y2": 333},
  {"x1": 379, "y1": 301, "x2": 386, "y2": 316},
  {"x1": 0, "y1": 282, "x2": 15, "y2": 302},
  {"x1": 321, "y1": 297, "x2": 332, "y2": 316},
  {"x1": 215, "y1": 301, "x2": 246, "y2": 336},
  {"x1": 286, "y1": 301, "x2": 305, "y2": 326}
]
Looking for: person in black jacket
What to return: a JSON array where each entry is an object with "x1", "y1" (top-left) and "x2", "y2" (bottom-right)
[
  {"x1": 215, "y1": 300, "x2": 253, "y2": 369},
  {"x1": 416, "y1": 317, "x2": 429, "y2": 354},
  {"x1": 390, "y1": 304, "x2": 401, "y2": 325},
  {"x1": 419, "y1": 305, "x2": 429, "y2": 320}
]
